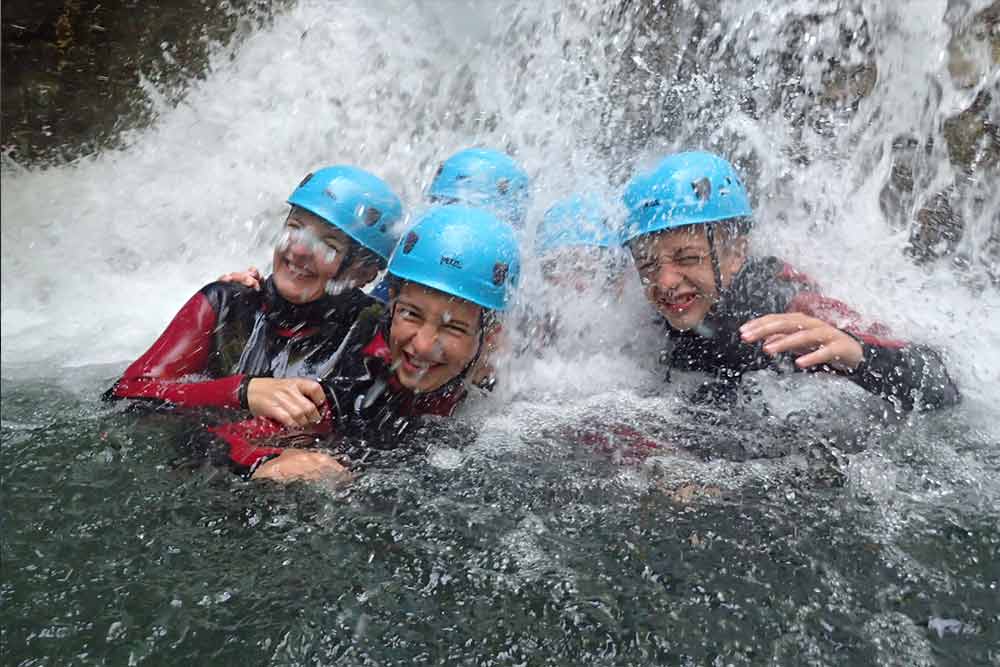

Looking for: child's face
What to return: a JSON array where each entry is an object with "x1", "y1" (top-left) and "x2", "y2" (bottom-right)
[
  {"x1": 272, "y1": 209, "x2": 371, "y2": 303},
  {"x1": 389, "y1": 283, "x2": 484, "y2": 393},
  {"x1": 540, "y1": 246, "x2": 625, "y2": 295},
  {"x1": 630, "y1": 226, "x2": 746, "y2": 330}
]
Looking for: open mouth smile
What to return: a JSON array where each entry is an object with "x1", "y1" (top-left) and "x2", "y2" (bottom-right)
[
  {"x1": 281, "y1": 256, "x2": 317, "y2": 280},
  {"x1": 659, "y1": 293, "x2": 698, "y2": 313},
  {"x1": 401, "y1": 350, "x2": 444, "y2": 375}
]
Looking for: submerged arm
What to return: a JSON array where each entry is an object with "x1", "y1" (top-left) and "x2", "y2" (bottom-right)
[{"x1": 207, "y1": 407, "x2": 341, "y2": 480}]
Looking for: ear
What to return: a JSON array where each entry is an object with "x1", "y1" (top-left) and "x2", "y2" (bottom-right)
[
  {"x1": 481, "y1": 321, "x2": 505, "y2": 353},
  {"x1": 721, "y1": 236, "x2": 748, "y2": 280},
  {"x1": 728, "y1": 235, "x2": 749, "y2": 263}
]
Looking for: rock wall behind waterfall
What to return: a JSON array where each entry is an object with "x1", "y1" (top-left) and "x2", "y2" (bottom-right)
[{"x1": 599, "y1": 0, "x2": 998, "y2": 283}]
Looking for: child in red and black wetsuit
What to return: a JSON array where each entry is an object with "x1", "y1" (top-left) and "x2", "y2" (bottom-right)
[
  {"x1": 202, "y1": 204, "x2": 521, "y2": 481},
  {"x1": 621, "y1": 152, "x2": 959, "y2": 411},
  {"x1": 105, "y1": 166, "x2": 402, "y2": 432}
]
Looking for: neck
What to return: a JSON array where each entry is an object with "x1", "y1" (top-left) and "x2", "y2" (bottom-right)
[{"x1": 263, "y1": 275, "x2": 358, "y2": 328}]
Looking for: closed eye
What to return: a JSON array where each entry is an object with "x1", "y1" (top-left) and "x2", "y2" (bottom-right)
[{"x1": 396, "y1": 306, "x2": 422, "y2": 322}]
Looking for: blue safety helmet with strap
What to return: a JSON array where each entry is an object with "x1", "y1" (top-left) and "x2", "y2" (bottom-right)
[
  {"x1": 621, "y1": 151, "x2": 753, "y2": 296},
  {"x1": 620, "y1": 151, "x2": 752, "y2": 245},
  {"x1": 426, "y1": 148, "x2": 531, "y2": 229},
  {"x1": 388, "y1": 205, "x2": 521, "y2": 312},
  {"x1": 536, "y1": 194, "x2": 618, "y2": 257},
  {"x1": 288, "y1": 165, "x2": 404, "y2": 263}
]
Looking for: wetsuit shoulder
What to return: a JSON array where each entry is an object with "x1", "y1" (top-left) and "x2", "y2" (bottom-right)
[
  {"x1": 198, "y1": 280, "x2": 263, "y2": 314},
  {"x1": 104, "y1": 286, "x2": 252, "y2": 408},
  {"x1": 730, "y1": 256, "x2": 816, "y2": 316}
]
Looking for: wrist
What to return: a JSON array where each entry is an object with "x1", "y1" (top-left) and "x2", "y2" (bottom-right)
[
  {"x1": 246, "y1": 452, "x2": 280, "y2": 480},
  {"x1": 238, "y1": 375, "x2": 255, "y2": 409}
]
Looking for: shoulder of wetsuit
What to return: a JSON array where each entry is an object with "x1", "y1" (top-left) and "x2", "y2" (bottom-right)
[
  {"x1": 339, "y1": 288, "x2": 379, "y2": 317},
  {"x1": 722, "y1": 255, "x2": 809, "y2": 318},
  {"x1": 198, "y1": 280, "x2": 264, "y2": 315},
  {"x1": 309, "y1": 289, "x2": 379, "y2": 335}
]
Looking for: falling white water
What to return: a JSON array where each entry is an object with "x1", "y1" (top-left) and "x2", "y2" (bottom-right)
[{"x1": 1, "y1": 0, "x2": 997, "y2": 414}]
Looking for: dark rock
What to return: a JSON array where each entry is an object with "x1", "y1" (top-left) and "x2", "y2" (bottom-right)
[
  {"x1": 943, "y1": 90, "x2": 999, "y2": 172},
  {"x1": 909, "y1": 188, "x2": 964, "y2": 262},
  {"x1": 1, "y1": 0, "x2": 286, "y2": 165}
]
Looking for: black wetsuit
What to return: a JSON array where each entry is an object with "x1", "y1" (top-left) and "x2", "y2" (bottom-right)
[
  {"x1": 105, "y1": 277, "x2": 379, "y2": 409},
  {"x1": 202, "y1": 315, "x2": 469, "y2": 477},
  {"x1": 659, "y1": 256, "x2": 960, "y2": 411}
]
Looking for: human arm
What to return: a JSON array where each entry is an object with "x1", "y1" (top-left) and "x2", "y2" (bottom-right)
[
  {"x1": 104, "y1": 291, "x2": 245, "y2": 408},
  {"x1": 206, "y1": 409, "x2": 345, "y2": 480},
  {"x1": 740, "y1": 293, "x2": 959, "y2": 410}
]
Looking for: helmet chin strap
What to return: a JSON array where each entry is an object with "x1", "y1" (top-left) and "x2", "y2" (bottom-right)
[
  {"x1": 330, "y1": 245, "x2": 356, "y2": 282},
  {"x1": 705, "y1": 224, "x2": 725, "y2": 300}
]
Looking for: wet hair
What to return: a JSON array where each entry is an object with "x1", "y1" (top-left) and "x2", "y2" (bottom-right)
[
  {"x1": 355, "y1": 246, "x2": 388, "y2": 271},
  {"x1": 712, "y1": 217, "x2": 754, "y2": 245}
]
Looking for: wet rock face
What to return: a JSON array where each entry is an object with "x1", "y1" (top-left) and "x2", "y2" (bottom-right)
[
  {"x1": 604, "y1": 0, "x2": 996, "y2": 283},
  {"x1": 947, "y1": 1, "x2": 1000, "y2": 89},
  {"x1": 1, "y1": 0, "x2": 281, "y2": 164}
]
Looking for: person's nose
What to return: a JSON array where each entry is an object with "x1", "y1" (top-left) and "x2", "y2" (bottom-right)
[
  {"x1": 410, "y1": 323, "x2": 442, "y2": 359},
  {"x1": 653, "y1": 261, "x2": 684, "y2": 293},
  {"x1": 288, "y1": 234, "x2": 314, "y2": 259}
]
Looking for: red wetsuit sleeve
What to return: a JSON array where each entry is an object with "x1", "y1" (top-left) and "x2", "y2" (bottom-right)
[
  {"x1": 208, "y1": 404, "x2": 336, "y2": 475},
  {"x1": 107, "y1": 292, "x2": 245, "y2": 408},
  {"x1": 208, "y1": 418, "x2": 287, "y2": 471}
]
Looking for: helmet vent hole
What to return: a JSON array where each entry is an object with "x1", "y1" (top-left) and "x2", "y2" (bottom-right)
[
  {"x1": 691, "y1": 178, "x2": 712, "y2": 202},
  {"x1": 298, "y1": 172, "x2": 314, "y2": 188},
  {"x1": 492, "y1": 262, "x2": 510, "y2": 285},
  {"x1": 497, "y1": 178, "x2": 510, "y2": 194},
  {"x1": 403, "y1": 232, "x2": 419, "y2": 254},
  {"x1": 364, "y1": 208, "x2": 382, "y2": 227}
]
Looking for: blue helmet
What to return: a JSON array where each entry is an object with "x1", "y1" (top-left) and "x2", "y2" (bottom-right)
[
  {"x1": 620, "y1": 151, "x2": 752, "y2": 245},
  {"x1": 288, "y1": 165, "x2": 404, "y2": 261},
  {"x1": 426, "y1": 148, "x2": 531, "y2": 228},
  {"x1": 536, "y1": 194, "x2": 618, "y2": 257},
  {"x1": 388, "y1": 205, "x2": 521, "y2": 312}
]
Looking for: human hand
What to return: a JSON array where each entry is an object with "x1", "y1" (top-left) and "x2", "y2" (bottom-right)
[
  {"x1": 740, "y1": 313, "x2": 863, "y2": 372},
  {"x1": 218, "y1": 266, "x2": 263, "y2": 290},
  {"x1": 247, "y1": 377, "x2": 326, "y2": 427},
  {"x1": 251, "y1": 448, "x2": 347, "y2": 481}
]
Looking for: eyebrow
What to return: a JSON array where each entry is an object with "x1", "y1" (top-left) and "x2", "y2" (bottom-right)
[
  {"x1": 396, "y1": 299, "x2": 424, "y2": 315},
  {"x1": 672, "y1": 246, "x2": 704, "y2": 255}
]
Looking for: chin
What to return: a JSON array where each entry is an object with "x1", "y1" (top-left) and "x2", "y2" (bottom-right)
[
  {"x1": 402, "y1": 373, "x2": 449, "y2": 394},
  {"x1": 661, "y1": 309, "x2": 704, "y2": 332},
  {"x1": 273, "y1": 272, "x2": 320, "y2": 304}
]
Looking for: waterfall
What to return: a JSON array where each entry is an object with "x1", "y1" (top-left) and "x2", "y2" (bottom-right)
[{"x1": 2, "y1": 0, "x2": 997, "y2": 405}]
